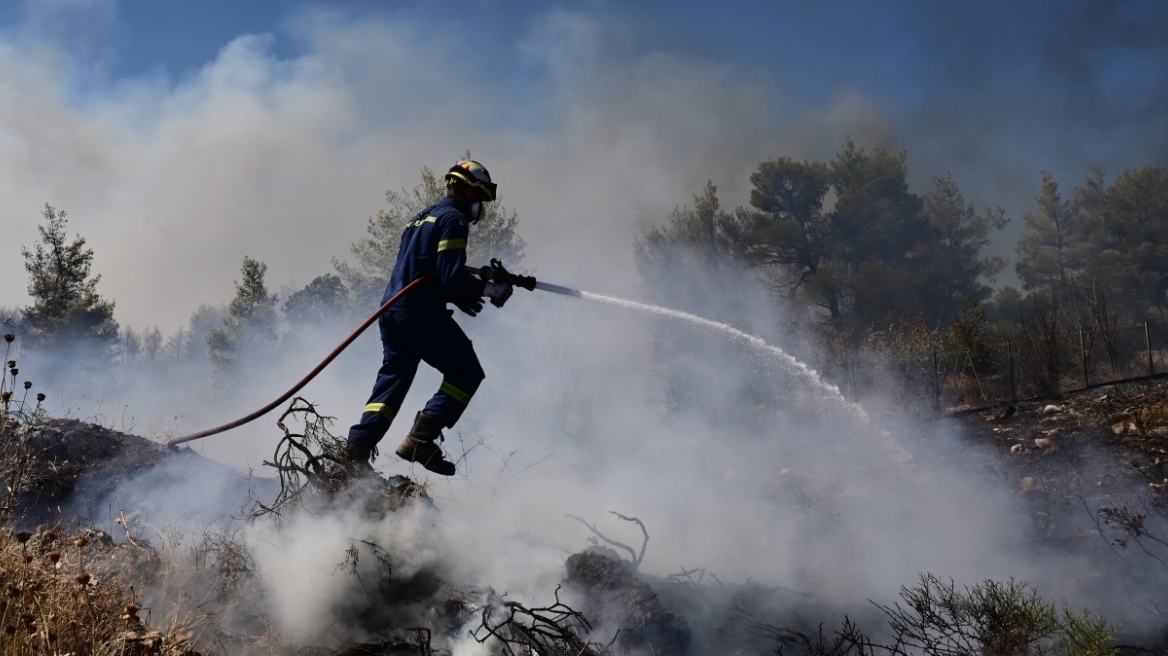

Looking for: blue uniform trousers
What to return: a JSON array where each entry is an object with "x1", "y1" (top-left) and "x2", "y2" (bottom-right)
[{"x1": 347, "y1": 308, "x2": 485, "y2": 451}]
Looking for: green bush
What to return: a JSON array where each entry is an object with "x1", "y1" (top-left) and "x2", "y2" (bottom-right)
[{"x1": 875, "y1": 574, "x2": 1120, "y2": 656}]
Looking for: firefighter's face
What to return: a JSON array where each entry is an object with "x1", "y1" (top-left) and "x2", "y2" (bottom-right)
[{"x1": 456, "y1": 186, "x2": 488, "y2": 224}]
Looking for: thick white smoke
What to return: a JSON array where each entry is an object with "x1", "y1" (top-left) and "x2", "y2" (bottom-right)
[{"x1": 0, "y1": 4, "x2": 810, "y2": 331}]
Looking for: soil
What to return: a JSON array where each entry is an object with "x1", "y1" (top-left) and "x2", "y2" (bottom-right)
[
  {"x1": 948, "y1": 377, "x2": 1168, "y2": 539},
  {"x1": 9, "y1": 418, "x2": 271, "y2": 529},
  {"x1": 6, "y1": 383, "x2": 1168, "y2": 655},
  {"x1": 945, "y1": 377, "x2": 1168, "y2": 652}
]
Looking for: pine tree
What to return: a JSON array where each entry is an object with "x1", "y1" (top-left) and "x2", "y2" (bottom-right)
[
  {"x1": 919, "y1": 172, "x2": 1009, "y2": 324},
  {"x1": 21, "y1": 204, "x2": 119, "y2": 360},
  {"x1": 634, "y1": 181, "x2": 745, "y2": 317},
  {"x1": 1077, "y1": 163, "x2": 1168, "y2": 314},
  {"x1": 1015, "y1": 172, "x2": 1083, "y2": 296},
  {"x1": 822, "y1": 138, "x2": 927, "y2": 324},
  {"x1": 334, "y1": 162, "x2": 526, "y2": 309},
  {"x1": 722, "y1": 157, "x2": 833, "y2": 300},
  {"x1": 283, "y1": 274, "x2": 350, "y2": 326},
  {"x1": 206, "y1": 257, "x2": 278, "y2": 383}
]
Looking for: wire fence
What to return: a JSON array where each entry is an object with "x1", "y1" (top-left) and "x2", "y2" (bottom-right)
[{"x1": 825, "y1": 319, "x2": 1168, "y2": 415}]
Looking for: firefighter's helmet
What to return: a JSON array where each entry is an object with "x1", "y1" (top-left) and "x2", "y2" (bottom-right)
[{"x1": 445, "y1": 160, "x2": 497, "y2": 202}]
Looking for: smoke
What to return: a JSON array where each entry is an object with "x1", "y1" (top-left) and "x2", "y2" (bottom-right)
[
  {"x1": 0, "y1": 3, "x2": 791, "y2": 331},
  {"x1": 120, "y1": 275, "x2": 1157, "y2": 647},
  {"x1": 3, "y1": 0, "x2": 1167, "y2": 649}
]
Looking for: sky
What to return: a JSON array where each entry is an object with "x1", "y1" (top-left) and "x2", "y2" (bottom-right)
[{"x1": 1, "y1": 0, "x2": 1166, "y2": 331}]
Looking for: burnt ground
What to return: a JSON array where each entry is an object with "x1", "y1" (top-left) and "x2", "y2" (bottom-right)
[
  {"x1": 8, "y1": 418, "x2": 276, "y2": 529},
  {"x1": 944, "y1": 377, "x2": 1168, "y2": 642},
  {"x1": 948, "y1": 376, "x2": 1168, "y2": 536},
  {"x1": 5, "y1": 391, "x2": 1168, "y2": 654}
]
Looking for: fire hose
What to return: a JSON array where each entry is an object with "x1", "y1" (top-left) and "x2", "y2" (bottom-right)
[{"x1": 166, "y1": 261, "x2": 578, "y2": 449}]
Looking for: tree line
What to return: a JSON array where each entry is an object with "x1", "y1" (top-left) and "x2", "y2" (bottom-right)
[
  {"x1": 636, "y1": 138, "x2": 1167, "y2": 409},
  {"x1": 4, "y1": 140, "x2": 1166, "y2": 408},
  {"x1": 637, "y1": 137, "x2": 1167, "y2": 331}
]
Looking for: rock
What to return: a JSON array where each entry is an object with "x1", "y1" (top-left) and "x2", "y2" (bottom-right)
[
  {"x1": 110, "y1": 630, "x2": 201, "y2": 656},
  {"x1": 1041, "y1": 405, "x2": 1063, "y2": 415},
  {"x1": 1010, "y1": 444, "x2": 1024, "y2": 454},
  {"x1": 1020, "y1": 476, "x2": 1037, "y2": 493},
  {"x1": 986, "y1": 403, "x2": 1016, "y2": 422},
  {"x1": 564, "y1": 551, "x2": 691, "y2": 655},
  {"x1": 1034, "y1": 437, "x2": 1057, "y2": 451}
]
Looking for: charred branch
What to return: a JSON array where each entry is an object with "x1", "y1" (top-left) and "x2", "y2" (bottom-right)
[
  {"x1": 253, "y1": 397, "x2": 362, "y2": 519},
  {"x1": 565, "y1": 511, "x2": 649, "y2": 569},
  {"x1": 471, "y1": 585, "x2": 610, "y2": 656}
]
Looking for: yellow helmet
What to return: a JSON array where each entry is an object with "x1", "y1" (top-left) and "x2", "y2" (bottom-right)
[{"x1": 445, "y1": 160, "x2": 497, "y2": 202}]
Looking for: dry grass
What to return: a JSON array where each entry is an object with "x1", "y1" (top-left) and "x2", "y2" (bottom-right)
[
  {"x1": 0, "y1": 340, "x2": 208, "y2": 655},
  {"x1": 0, "y1": 372, "x2": 435, "y2": 656},
  {"x1": 0, "y1": 527, "x2": 200, "y2": 655}
]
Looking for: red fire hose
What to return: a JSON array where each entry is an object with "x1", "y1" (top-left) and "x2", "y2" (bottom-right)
[{"x1": 165, "y1": 271, "x2": 437, "y2": 449}]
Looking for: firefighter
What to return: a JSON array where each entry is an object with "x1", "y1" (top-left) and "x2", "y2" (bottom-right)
[{"x1": 346, "y1": 160, "x2": 512, "y2": 475}]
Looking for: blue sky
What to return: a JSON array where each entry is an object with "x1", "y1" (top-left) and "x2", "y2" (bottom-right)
[
  {"x1": 0, "y1": 0, "x2": 1165, "y2": 329},
  {"x1": 98, "y1": 1, "x2": 1167, "y2": 131}
]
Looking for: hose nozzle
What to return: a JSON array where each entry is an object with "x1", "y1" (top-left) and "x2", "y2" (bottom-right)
[{"x1": 476, "y1": 259, "x2": 536, "y2": 291}]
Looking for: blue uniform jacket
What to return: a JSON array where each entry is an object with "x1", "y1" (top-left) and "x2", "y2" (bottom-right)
[{"x1": 382, "y1": 196, "x2": 484, "y2": 313}]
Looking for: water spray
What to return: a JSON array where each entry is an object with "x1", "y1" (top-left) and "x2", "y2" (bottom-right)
[
  {"x1": 481, "y1": 277, "x2": 859, "y2": 416},
  {"x1": 576, "y1": 291, "x2": 868, "y2": 422},
  {"x1": 520, "y1": 278, "x2": 863, "y2": 418}
]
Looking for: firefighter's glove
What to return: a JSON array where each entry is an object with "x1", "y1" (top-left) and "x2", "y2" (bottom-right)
[
  {"x1": 454, "y1": 297, "x2": 484, "y2": 317},
  {"x1": 483, "y1": 280, "x2": 513, "y2": 308}
]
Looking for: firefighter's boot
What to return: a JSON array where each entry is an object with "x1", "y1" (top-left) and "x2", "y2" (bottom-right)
[
  {"x1": 395, "y1": 412, "x2": 456, "y2": 476},
  {"x1": 344, "y1": 439, "x2": 377, "y2": 474}
]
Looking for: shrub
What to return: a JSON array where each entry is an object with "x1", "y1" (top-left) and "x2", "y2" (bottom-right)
[{"x1": 875, "y1": 573, "x2": 1119, "y2": 656}]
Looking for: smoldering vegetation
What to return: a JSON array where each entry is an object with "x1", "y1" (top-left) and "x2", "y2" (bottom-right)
[
  {"x1": 1, "y1": 339, "x2": 1160, "y2": 655},
  {"x1": 3, "y1": 140, "x2": 1168, "y2": 654},
  {"x1": 2, "y1": 272, "x2": 1167, "y2": 655}
]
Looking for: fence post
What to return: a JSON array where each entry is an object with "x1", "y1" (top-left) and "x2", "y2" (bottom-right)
[
  {"x1": 1079, "y1": 328, "x2": 1088, "y2": 388},
  {"x1": 849, "y1": 350, "x2": 858, "y2": 403},
  {"x1": 933, "y1": 349, "x2": 940, "y2": 414},
  {"x1": 1147, "y1": 320, "x2": 1155, "y2": 377},
  {"x1": 843, "y1": 348, "x2": 857, "y2": 403},
  {"x1": 1007, "y1": 339, "x2": 1016, "y2": 403}
]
